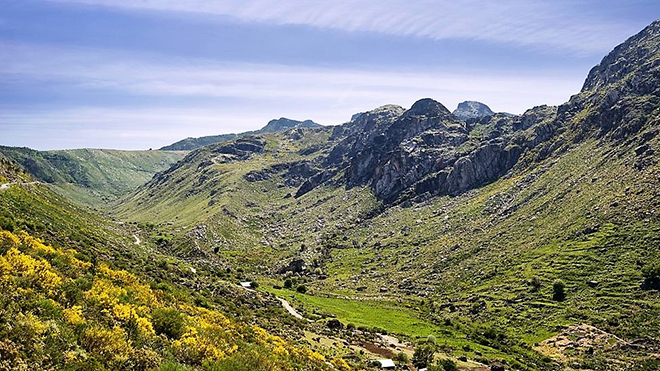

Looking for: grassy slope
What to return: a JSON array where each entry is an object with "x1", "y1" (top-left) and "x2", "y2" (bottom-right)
[
  {"x1": 0, "y1": 157, "x2": 363, "y2": 370},
  {"x1": 0, "y1": 147, "x2": 186, "y2": 206},
  {"x1": 114, "y1": 122, "x2": 660, "y2": 369}
]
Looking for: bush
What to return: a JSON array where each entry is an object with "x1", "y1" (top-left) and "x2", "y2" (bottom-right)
[
  {"x1": 436, "y1": 359, "x2": 458, "y2": 371},
  {"x1": 296, "y1": 285, "x2": 307, "y2": 294},
  {"x1": 642, "y1": 261, "x2": 660, "y2": 289},
  {"x1": 530, "y1": 276, "x2": 542, "y2": 291},
  {"x1": 250, "y1": 281, "x2": 259, "y2": 289},
  {"x1": 152, "y1": 308, "x2": 185, "y2": 339},
  {"x1": 284, "y1": 279, "x2": 293, "y2": 289},
  {"x1": 346, "y1": 323, "x2": 356, "y2": 330},
  {"x1": 412, "y1": 343, "x2": 436, "y2": 368},
  {"x1": 0, "y1": 216, "x2": 16, "y2": 232},
  {"x1": 553, "y1": 279, "x2": 566, "y2": 301},
  {"x1": 394, "y1": 352, "x2": 409, "y2": 363}
]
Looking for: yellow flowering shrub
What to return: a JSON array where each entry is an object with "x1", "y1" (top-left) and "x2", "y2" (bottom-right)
[
  {"x1": 63, "y1": 305, "x2": 85, "y2": 325},
  {"x1": 0, "y1": 229, "x2": 341, "y2": 370},
  {"x1": 2, "y1": 247, "x2": 61, "y2": 293},
  {"x1": 83, "y1": 326, "x2": 132, "y2": 362},
  {"x1": 331, "y1": 358, "x2": 351, "y2": 370},
  {"x1": 84, "y1": 278, "x2": 155, "y2": 336},
  {"x1": 0, "y1": 230, "x2": 20, "y2": 251},
  {"x1": 98, "y1": 263, "x2": 157, "y2": 304}
]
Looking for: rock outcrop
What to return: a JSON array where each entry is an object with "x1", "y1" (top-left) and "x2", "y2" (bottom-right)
[{"x1": 452, "y1": 101, "x2": 495, "y2": 120}]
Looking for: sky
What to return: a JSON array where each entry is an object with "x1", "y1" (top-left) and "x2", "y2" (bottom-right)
[{"x1": 0, "y1": 0, "x2": 658, "y2": 150}]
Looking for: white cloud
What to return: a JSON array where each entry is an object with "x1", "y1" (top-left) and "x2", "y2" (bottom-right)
[
  {"x1": 39, "y1": 0, "x2": 638, "y2": 54},
  {"x1": 0, "y1": 42, "x2": 586, "y2": 149}
]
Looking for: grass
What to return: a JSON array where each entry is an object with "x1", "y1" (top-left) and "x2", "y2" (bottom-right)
[
  {"x1": 0, "y1": 146, "x2": 186, "y2": 206},
  {"x1": 266, "y1": 286, "x2": 443, "y2": 339}
]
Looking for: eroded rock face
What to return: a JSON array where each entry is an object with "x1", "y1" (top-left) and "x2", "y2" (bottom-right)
[
  {"x1": 294, "y1": 97, "x2": 558, "y2": 202},
  {"x1": 345, "y1": 99, "x2": 468, "y2": 199}
]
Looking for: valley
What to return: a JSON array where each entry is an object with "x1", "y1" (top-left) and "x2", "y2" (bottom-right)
[{"x1": 1, "y1": 17, "x2": 660, "y2": 371}]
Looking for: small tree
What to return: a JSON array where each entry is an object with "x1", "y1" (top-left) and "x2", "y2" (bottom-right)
[
  {"x1": 250, "y1": 281, "x2": 259, "y2": 289},
  {"x1": 284, "y1": 278, "x2": 293, "y2": 289},
  {"x1": 394, "y1": 352, "x2": 409, "y2": 363},
  {"x1": 296, "y1": 285, "x2": 307, "y2": 294},
  {"x1": 530, "y1": 276, "x2": 542, "y2": 292},
  {"x1": 412, "y1": 343, "x2": 436, "y2": 369},
  {"x1": 553, "y1": 279, "x2": 566, "y2": 301}
]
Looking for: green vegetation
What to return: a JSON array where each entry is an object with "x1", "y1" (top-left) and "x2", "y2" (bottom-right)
[
  {"x1": 552, "y1": 279, "x2": 566, "y2": 301},
  {"x1": 152, "y1": 308, "x2": 186, "y2": 339},
  {"x1": 0, "y1": 146, "x2": 186, "y2": 206}
]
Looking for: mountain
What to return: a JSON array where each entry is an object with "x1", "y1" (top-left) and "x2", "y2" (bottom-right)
[
  {"x1": 110, "y1": 20, "x2": 660, "y2": 369},
  {"x1": 161, "y1": 117, "x2": 322, "y2": 150},
  {"x1": 260, "y1": 117, "x2": 322, "y2": 133},
  {"x1": 3, "y1": 19, "x2": 660, "y2": 371},
  {"x1": 0, "y1": 147, "x2": 186, "y2": 206},
  {"x1": 452, "y1": 100, "x2": 495, "y2": 120}
]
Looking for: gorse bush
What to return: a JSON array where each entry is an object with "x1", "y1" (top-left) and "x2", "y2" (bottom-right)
[{"x1": 0, "y1": 228, "x2": 338, "y2": 370}]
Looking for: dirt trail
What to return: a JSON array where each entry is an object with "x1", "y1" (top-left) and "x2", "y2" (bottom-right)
[
  {"x1": 133, "y1": 234, "x2": 141, "y2": 246},
  {"x1": 277, "y1": 297, "x2": 309, "y2": 321}
]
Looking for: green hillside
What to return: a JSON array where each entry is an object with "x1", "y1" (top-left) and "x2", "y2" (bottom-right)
[
  {"x1": 2, "y1": 18, "x2": 660, "y2": 371},
  {"x1": 109, "y1": 20, "x2": 660, "y2": 369},
  {"x1": 0, "y1": 147, "x2": 186, "y2": 206}
]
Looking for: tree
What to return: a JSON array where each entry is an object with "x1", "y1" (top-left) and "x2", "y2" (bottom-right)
[
  {"x1": 412, "y1": 343, "x2": 436, "y2": 368},
  {"x1": 553, "y1": 279, "x2": 566, "y2": 301},
  {"x1": 530, "y1": 276, "x2": 542, "y2": 292},
  {"x1": 284, "y1": 278, "x2": 293, "y2": 289},
  {"x1": 642, "y1": 261, "x2": 660, "y2": 289},
  {"x1": 296, "y1": 285, "x2": 307, "y2": 294}
]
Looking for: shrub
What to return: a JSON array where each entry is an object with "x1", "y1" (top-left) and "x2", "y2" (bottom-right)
[
  {"x1": 346, "y1": 323, "x2": 356, "y2": 330},
  {"x1": 0, "y1": 216, "x2": 16, "y2": 232},
  {"x1": 436, "y1": 359, "x2": 459, "y2": 371},
  {"x1": 296, "y1": 285, "x2": 307, "y2": 294},
  {"x1": 530, "y1": 276, "x2": 542, "y2": 291},
  {"x1": 283, "y1": 279, "x2": 293, "y2": 289},
  {"x1": 642, "y1": 261, "x2": 660, "y2": 289},
  {"x1": 250, "y1": 281, "x2": 259, "y2": 289},
  {"x1": 552, "y1": 279, "x2": 566, "y2": 301},
  {"x1": 152, "y1": 308, "x2": 185, "y2": 339},
  {"x1": 394, "y1": 351, "x2": 409, "y2": 363},
  {"x1": 412, "y1": 343, "x2": 436, "y2": 368}
]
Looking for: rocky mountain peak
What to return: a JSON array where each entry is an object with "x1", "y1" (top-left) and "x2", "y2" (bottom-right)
[
  {"x1": 452, "y1": 101, "x2": 495, "y2": 120},
  {"x1": 405, "y1": 98, "x2": 452, "y2": 118},
  {"x1": 260, "y1": 117, "x2": 321, "y2": 133},
  {"x1": 582, "y1": 19, "x2": 660, "y2": 92}
]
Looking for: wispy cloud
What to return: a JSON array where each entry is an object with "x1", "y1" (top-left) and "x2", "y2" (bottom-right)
[
  {"x1": 0, "y1": 42, "x2": 586, "y2": 149},
  {"x1": 39, "y1": 0, "x2": 639, "y2": 54},
  {"x1": 0, "y1": 43, "x2": 583, "y2": 112}
]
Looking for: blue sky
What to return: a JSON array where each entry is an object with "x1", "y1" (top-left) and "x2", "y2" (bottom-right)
[{"x1": 0, "y1": 0, "x2": 658, "y2": 150}]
